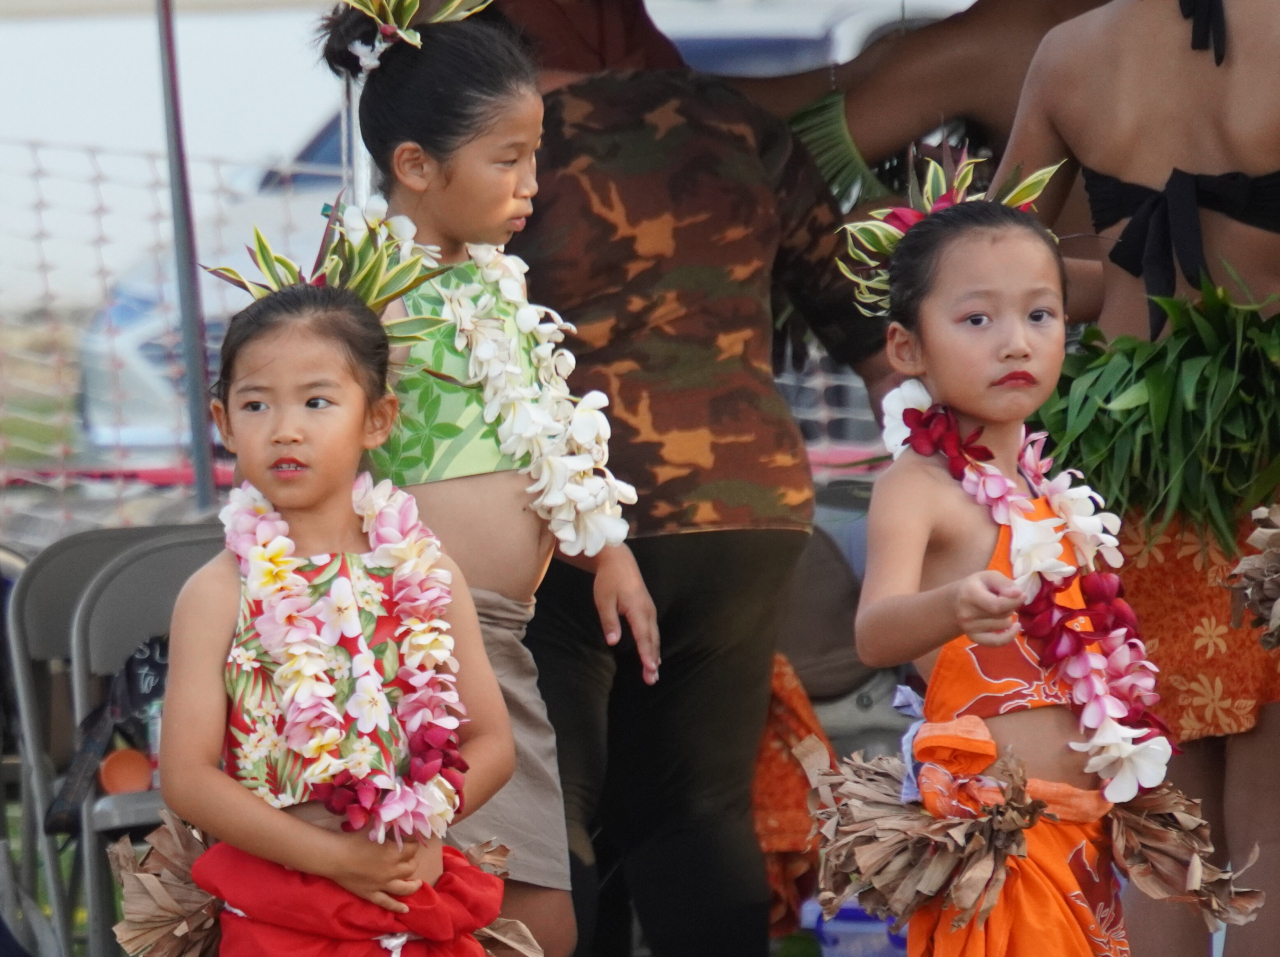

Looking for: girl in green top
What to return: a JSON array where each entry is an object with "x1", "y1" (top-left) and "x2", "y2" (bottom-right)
[{"x1": 319, "y1": 5, "x2": 659, "y2": 955}]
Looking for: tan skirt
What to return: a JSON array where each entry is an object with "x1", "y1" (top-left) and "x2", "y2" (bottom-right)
[{"x1": 445, "y1": 588, "x2": 572, "y2": 891}]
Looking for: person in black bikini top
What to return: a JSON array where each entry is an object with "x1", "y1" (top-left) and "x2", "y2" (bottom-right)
[
  {"x1": 1079, "y1": 0, "x2": 1278, "y2": 338},
  {"x1": 991, "y1": 0, "x2": 1280, "y2": 342},
  {"x1": 990, "y1": 4, "x2": 1280, "y2": 957}
]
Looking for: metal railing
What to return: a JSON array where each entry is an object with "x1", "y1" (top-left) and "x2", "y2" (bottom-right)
[
  {"x1": 0, "y1": 138, "x2": 881, "y2": 555},
  {"x1": 0, "y1": 139, "x2": 340, "y2": 554}
]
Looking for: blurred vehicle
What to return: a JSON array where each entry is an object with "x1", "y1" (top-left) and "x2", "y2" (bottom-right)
[
  {"x1": 79, "y1": 0, "x2": 969, "y2": 451},
  {"x1": 78, "y1": 147, "x2": 343, "y2": 449}
]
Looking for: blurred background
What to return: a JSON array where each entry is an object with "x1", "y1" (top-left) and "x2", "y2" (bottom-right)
[{"x1": 0, "y1": 0, "x2": 945, "y2": 556}]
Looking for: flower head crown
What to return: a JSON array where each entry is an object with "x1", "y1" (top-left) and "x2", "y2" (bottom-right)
[
  {"x1": 839, "y1": 152, "x2": 1065, "y2": 317},
  {"x1": 340, "y1": 0, "x2": 495, "y2": 75},
  {"x1": 205, "y1": 196, "x2": 448, "y2": 351}
]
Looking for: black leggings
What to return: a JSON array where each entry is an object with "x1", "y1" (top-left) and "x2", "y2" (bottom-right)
[{"x1": 524, "y1": 529, "x2": 809, "y2": 957}]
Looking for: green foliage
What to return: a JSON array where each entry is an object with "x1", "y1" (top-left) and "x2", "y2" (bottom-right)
[
  {"x1": 787, "y1": 92, "x2": 891, "y2": 207},
  {"x1": 338, "y1": 0, "x2": 493, "y2": 46},
  {"x1": 1033, "y1": 283, "x2": 1280, "y2": 553}
]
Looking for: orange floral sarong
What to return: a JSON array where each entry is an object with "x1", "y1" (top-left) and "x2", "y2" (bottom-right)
[
  {"x1": 752, "y1": 653, "x2": 835, "y2": 937},
  {"x1": 1119, "y1": 515, "x2": 1280, "y2": 743},
  {"x1": 908, "y1": 812, "x2": 1126, "y2": 957},
  {"x1": 906, "y1": 720, "x2": 1127, "y2": 957}
]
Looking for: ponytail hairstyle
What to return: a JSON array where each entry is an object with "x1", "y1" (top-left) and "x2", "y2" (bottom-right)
[
  {"x1": 320, "y1": 4, "x2": 538, "y2": 193},
  {"x1": 887, "y1": 201, "x2": 1067, "y2": 334},
  {"x1": 215, "y1": 284, "x2": 389, "y2": 407}
]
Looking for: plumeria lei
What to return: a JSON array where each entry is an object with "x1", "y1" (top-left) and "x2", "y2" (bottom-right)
[
  {"x1": 383, "y1": 217, "x2": 638, "y2": 558},
  {"x1": 220, "y1": 473, "x2": 468, "y2": 845},
  {"x1": 883, "y1": 379, "x2": 1172, "y2": 803}
]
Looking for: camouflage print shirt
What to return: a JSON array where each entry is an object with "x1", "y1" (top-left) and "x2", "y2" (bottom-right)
[{"x1": 506, "y1": 70, "x2": 885, "y2": 538}]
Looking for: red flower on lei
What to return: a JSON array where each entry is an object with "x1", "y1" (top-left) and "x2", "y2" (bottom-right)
[{"x1": 901, "y1": 405, "x2": 994, "y2": 480}]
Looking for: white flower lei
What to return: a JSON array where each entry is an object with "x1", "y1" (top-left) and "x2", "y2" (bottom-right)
[
  {"x1": 220, "y1": 473, "x2": 465, "y2": 843},
  {"x1": 429, "y1": 240, "x2": 638, "y2": 557},
  {"x1": 881, "y1": 379, "x2": 1170, "y2": 803},
  {"x1": 336, "y1": 199, "x2": 638, "y2": 557}
]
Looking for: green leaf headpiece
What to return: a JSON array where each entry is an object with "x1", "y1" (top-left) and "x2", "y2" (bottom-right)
[
  {"x1": 204, "y1": 197, "x2": 448, "y2": 350},
  {"x1": 839, "y1": 151, "x2": 1065, "y2": 317}
]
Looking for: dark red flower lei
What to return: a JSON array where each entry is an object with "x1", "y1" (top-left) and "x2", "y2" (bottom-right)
[
  {"x1": 311, "y1": 725, "x2": 470, "y2": 830},
  {"x1": 906, "y1": 399, "x2": 1170, "y2": 746},
  {"x1": 902, "y1": 405, "x2": 995, "y2": 480}
]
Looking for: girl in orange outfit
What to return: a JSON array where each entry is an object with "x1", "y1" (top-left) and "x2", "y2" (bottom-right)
[
  {"x1": 842, "y1": 185, "x2": 1256, "y2": 955},
  {"x1": 855, "y1": 198, "x2": 1136, "y2": 956}
]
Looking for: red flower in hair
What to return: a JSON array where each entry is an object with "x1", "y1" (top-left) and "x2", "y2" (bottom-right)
[{"x1": 883, "y1": 207, "x2": 927, "y2": 233}]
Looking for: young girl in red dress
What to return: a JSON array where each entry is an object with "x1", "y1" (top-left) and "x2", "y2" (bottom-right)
[{"x1": 160, "y1": 282, "x2": 515, "y2": 956}]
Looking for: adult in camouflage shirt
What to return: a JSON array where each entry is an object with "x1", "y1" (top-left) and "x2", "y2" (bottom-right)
[
  {"x1": 489, "y1": 6, "x2": 891, "y2": 955},
  {"x1": 511, "y1": 69, "x2": 887, "y2": 535}
]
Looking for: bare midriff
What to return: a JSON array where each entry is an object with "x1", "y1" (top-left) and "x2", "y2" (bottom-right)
[
  {"x1": 983, "y1": 705, "x2": 1099, "y2": 790},
  {"x1": 917, "y1": 649, "x2": 1100, "y2": 791},
  {"x1": 284, "y1": 800, "x2": 445, "y2": 887},
  {"x1": 406, "y1": 470, "x2": 557, "y2": 602}
]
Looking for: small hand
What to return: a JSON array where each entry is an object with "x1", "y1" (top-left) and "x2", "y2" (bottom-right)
[
  {"x1": 593, "y1": 545, "x2": 661, "y2": 684},
  {"x1": 323, "y1": 830, "x2": 422, "y2": 913},
  {"x1": 955, "y1": 570, "x2": 1024, "y2": 647}
]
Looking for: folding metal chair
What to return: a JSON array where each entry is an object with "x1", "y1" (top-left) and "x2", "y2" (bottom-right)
[
  {"x1": 69, "y1": 527, "x2": 224, "y2": 957},
  {"x1": 4, "y1": 524, "x2": 217, "y2": 956}
]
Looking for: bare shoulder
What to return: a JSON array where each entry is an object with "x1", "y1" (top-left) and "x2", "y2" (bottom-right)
[
  {"x1": 173, "y1": 549, "x2": 241, "y2": 633},
  {"x1": 1029, "y1": 7, "x2": 1113, "y2": 82},
  {"x1": 870, "y1": 452, "x2": 964, "y2": 525}
]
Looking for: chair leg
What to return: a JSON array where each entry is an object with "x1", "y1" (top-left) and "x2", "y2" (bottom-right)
[
  {"x1": 68, "y1": 839, "x2": 83, "y2": 918},
  {"x1": 0, "y1": 837, "x2": 37, "y2": 953},
  {"x1": 19, "y1": 753, "x2": 37, "y2": 898},
  {"x1": 16, "y1": 745, "x2": 70, "y2": 955},
  {"x1": 81, "y1": 801, "x2": 118, "y2": 957},
  {"x1": 9, "y1": 624, "x2": 72, "y2": 956}
]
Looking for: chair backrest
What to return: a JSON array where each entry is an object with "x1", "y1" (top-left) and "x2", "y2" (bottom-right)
[
  {"x1": 69, "y1": 528, "x2": 226, "y2": 722},
  {"x1": 7, "y1": 525, "x2": 212, "y2": 662}
]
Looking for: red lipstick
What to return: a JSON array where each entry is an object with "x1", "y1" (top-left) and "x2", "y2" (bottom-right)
[
  {"x1": 993, "y1": 371, "x2": 1038, "y2": 387},
  {"x1": 270, "y1": 456, "x2": 308, "y2": 478}
]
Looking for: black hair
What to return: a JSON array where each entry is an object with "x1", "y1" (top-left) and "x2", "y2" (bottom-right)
[
  {"x1": 214, "y1": 284, "x2": 389, "y2": 406},
  {"x1": 321, "y1": 6, "x2": 538, "y2": 193},
  {"x1": 887, "y1": 201, "x2": 1067, "y2": 332}
]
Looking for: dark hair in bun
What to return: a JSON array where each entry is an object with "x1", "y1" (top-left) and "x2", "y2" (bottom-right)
[{"x1": 320, "y1": 6, "x2": 538, "y2": 192}]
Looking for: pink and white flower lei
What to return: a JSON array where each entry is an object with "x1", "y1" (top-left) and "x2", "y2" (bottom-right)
[
  {"x1": 881, "y1": 379, "x2": 1172, "y2": 803},
  {"x1": 219, "y1": 473, "x2": 466, "y2": 843}
]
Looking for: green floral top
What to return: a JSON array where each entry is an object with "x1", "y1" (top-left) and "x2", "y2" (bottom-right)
[{"x1": 369, "y1": 256, "x2": 537, "y2": 486}]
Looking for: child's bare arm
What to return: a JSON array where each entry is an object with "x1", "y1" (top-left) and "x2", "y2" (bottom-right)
[
  {"x1": 440, "y1": 557, "x2": 515, "y2": 821},
  {"x1": 160, "y1": 552, "x2": 422, "y2": 912},
  {"x1": 855, "y1": 466, "x2": 1023, "y2": 668}
]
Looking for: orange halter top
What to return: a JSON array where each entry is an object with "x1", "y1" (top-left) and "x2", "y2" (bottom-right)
[{"x1": 922, "y1": 497, "x2": 1085, "y2": 724}]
